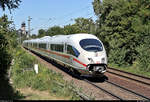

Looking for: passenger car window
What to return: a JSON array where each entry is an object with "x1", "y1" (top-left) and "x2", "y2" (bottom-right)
[
  {"x1": 51, "y1": 44, "x2": 64, "y2": 52},
  {"x1": 33, "y1": 43, "x2": 37, "y2": 48},
  {"x1": 39, "y1": 43, "x2": 47, "y2": 49}
]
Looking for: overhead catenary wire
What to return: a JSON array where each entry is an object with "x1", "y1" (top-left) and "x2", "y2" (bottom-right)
[
  {"x1": 32, "y1": 2, "x2": 96, "y2": 34},
  {"x1": 33, "y1": 5, "x2": 92, "y2": 31},
  {"x1": 59, "y1": 11, "x2": 96, "y2": 26}
]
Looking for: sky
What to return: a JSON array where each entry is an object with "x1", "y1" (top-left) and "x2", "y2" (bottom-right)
[{"x1": 0, "y1": 0, "x2": 97, "y2": 35}]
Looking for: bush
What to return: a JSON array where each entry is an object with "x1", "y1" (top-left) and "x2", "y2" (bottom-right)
[
  {"x1": 108, "y1": 47, "x2": 127, "y2": 66},
  {"x1": 12, "y1": 47, "x2": 80, "y2": 100},
  {"x1": 0, "y1": 31, "x2": 11, "y2": 78},
  {"x1": 136, "y1": 44, "x2": 150, "y2": 72},
  {"x1": 0, "y1": 15, "x2": 17, "y2": 78}
]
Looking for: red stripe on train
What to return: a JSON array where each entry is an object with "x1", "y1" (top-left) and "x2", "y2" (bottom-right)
[
  {"x1": 73, "y1": 58, "x2": 87, "y2": 67},
  {"x1": 38, "y1": 48, "x2": 70, "y2": 59},
  {"x1": 37, "y1": 48, "x2": 87, "y2": 67}
]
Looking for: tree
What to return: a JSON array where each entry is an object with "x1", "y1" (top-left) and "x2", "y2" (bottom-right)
[
  {"x1": 0, "y1": 0, "x2": 21, "y2": 98},
  {"x1": 92, "y1": 0, "x2": 150, "y2": 69},
  {"x1": 63, "y1": 24, "x2": 80, "y2": 35},
  {"x1": 46, "y1": 26, "x2": 64, "y2": 36},
  {"x1": 31, "y1": 34, "x2": 37, "y2": 39},
  {"x1": 0, "y1": 15, "x2": 17, "y2": 77},
  {"x1": 0, "y1": 0, "x2": 21, "y2": 12},
  {"x1": 92, "y1": 0, "x2": 102, "y2": 17},
  {"x1": 73, "y1": 17, "x2": 95, "y2": 34},
  {"x1": 37, "y1": 29, "x2": 46, "y2": 38}
]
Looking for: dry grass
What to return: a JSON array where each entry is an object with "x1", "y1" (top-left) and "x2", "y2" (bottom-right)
[{"x1": 17, "y1": 87, "x2": 70, "y2": 100}]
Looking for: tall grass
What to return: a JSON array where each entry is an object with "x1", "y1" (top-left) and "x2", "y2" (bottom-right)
[
  {"x1": 11, "y1": 47, "x2": 80, "y2": 100},
  {"x1": 108, "y1": 62, "x2": 150, "y2": 78}
]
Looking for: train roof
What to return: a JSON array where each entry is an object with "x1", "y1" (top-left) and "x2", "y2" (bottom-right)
[
  {"x1": 23, "y1": 33, "x2": 99, "y2": 44},
  {"x1": 40, "y1": 36, "x2": 51, "y2": 40},
  {"x1": 23, "y1": 36, "x2": 51, "y2": 43},
  {"x1": 50, "y1": 33, "x2": 99, "y2": 44},
  {"x1": 38, "y1": 36, "x2": 51, "y2": 43}
]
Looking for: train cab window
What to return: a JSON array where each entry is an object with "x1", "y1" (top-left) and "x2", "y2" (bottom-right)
[
  {"x1": 39, "y1": 43, "x2": 47, "y2": 49},
  {"x1": 79, "y1": 39, "x2": 103, "y2": 52},
  {"x1": 67, "y1": 45, "x2": 80, "y2": 57}
]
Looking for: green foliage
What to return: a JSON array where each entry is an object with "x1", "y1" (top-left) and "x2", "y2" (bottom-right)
[
  {"x1": 46, "y1": 26, "x2": 65, "y2": 36},
  {"x1": 0, "y1": 15, "x2": 21, "y2": 99},
  {"x1": 109, "y1": 63, "x2": 150, "y2": 78},
  {"x1": 0, "y1": 0, "x2": 21, "y2": 12},
  {"x1": 73, "y1": 17, "x2": 95, "y2": 34},
  {"x1": 0, "y1": 34, "x2": 11, "y2": 77},
  {"x1": 63, "y1": 24, "x2": 80, "y2": 34},
  {"x1": 63, "y1": 18, "x2": 95, "y2": 35},
  {"x1": 12, "y1": 47, "x2": 80, "y2": 100},
  {"x1": 35, "y1": 17, "x2": 95, "y2": 38},
  {"x1": 136, "y1": 37, "x2": 150, "y2": 72},
  {"x1": 92, "y1": 0, "x2": 102, "y2": 17},
  {"x1": 0, "y1": 15, "x2": 17, "y2": 77},
  {"x1": 37, "y1": 29, "x2": 46, "y2": 38},
  {"x1": 93, "y1": 0, "x2": 150, "y2": 72}
]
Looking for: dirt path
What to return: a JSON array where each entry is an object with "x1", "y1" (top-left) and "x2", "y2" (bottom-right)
[{"x1": 17, "y1": 88, "x2": 69, "y2": 100}]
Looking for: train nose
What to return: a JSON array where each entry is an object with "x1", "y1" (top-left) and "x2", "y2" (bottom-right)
[{"x1": 88, "y1": 57, "x2": 106, "y2": 64}]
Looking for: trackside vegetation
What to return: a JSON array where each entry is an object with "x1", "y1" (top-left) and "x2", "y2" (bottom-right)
[
  {"x1": 11, "y1": 47, "x2": 81, "y2": 100},
  {"x1": 92, "y1": 0, "x2": 150, "y2": 77},
  {"x1": 0, "y1": 15, "x2": 22, "y2": 99}
]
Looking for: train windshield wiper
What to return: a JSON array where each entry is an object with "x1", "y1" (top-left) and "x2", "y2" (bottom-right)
[{"x1": 84, "y1": 46, "x2": 102, "y2": 52}]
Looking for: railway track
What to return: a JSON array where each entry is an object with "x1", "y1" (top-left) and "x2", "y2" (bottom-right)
[
  {"x1": 107, "y1": 67, "x2": 150, "y2": 86},
  {"x1": 105, "y1": 80, "x2": 150, "y2": 100},
  {"x1": 83, "y1": 79, "x2": 123, "y2": 100},
  {"x1": 24, "y1": 47, "x2": 150, "y2": 100},
  {"x1": 81, "y1": 77, "x2": 150, "y2": 100},
  {"x1": 71, "y1": 70, "x2": 150, "y2": 100}
]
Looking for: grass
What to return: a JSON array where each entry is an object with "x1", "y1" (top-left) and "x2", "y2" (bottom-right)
[
  {"x1": 0, "y1": 77, "x2": 24, "y2": 100},
  {"x1": 11, "y1": 47, "x2": 81, "y2": 100},
  {"x1": 108, "y1": 62, "x2": 150, "y2": 78},
  {"x1": 17, "y1": 88, "x2": 70, "y2": 100}
]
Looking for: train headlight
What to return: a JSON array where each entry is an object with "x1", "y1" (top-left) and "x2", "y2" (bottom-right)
[{"x1": 101, "y1": 58, "x2": 105, "y2": 63}]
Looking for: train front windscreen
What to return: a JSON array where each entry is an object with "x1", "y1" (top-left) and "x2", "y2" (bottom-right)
[{"x1": 79, "y1": 39, "x2": 103, "y2": 52}]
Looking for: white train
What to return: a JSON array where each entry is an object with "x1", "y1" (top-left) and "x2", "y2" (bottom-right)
[{"x1": 23, "y1": 33, "x2": 107, "y2": 77}]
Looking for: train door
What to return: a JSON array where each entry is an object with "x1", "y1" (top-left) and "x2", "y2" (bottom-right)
[
  {"x1": 48, "y1": 42, "x2": 50, "y2": 50},
  {"x1": 67, "y1": 44, "x2": 74, "y2": 65},
  {"x1": 64, "y1": 43, "x2": 67, "y2": 53},
  {"x1": 37, "y1": 43, "x2": 39, "y2": 49},
  {"x1": 64, "y1": 43, "x2": 71, "y2": 64},
  {"x1": 63, "y1": 43, "x2": 68, "y2": 63}
]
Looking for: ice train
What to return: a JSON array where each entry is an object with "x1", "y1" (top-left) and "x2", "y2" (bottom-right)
[{"x1": 23, "y1": 33, "x2": 107, "y2": 77}]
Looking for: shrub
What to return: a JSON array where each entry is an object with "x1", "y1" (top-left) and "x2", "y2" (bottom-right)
[
  {"x1": 136, "y1": 43, "x2": 150, "y2": 72},
  {"x1": 12, "y1": 47, "x2": 80, "y2": 100}
]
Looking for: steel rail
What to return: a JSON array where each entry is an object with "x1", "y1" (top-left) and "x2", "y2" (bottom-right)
[
  {"x1": 105, "y1": 80, "x2": 150, "y2": 101},
  {"x1": 108, "y1": 67, "x2": 150, "y2": 80},
  {"x1": 107, "y1": 70, "x2": 150, "y2": 86},
  {"x1": 83, "y1": 79, "x2": 123, "y2": 100}
]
